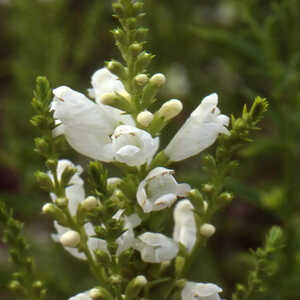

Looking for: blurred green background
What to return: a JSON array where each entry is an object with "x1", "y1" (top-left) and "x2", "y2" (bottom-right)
[{"x1": 1, "y1": 0, "x2": 300, "y2": 299}]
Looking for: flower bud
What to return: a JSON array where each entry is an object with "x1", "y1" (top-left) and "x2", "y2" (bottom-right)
[
  {"x1": 35, "y1": 171, "x2": 53, "y2": 192},
  {"x1": 60, "y1": 230, "x2": 81, "y2": 248},
  {"x1": 135, "y1": 74, "x2": 149, "y2": 86},
  {"x1": 82, "y1": 196, "x2": 99, "y2": 210},
  {"x1": 200, "y1": 223, "x2": 216, "y2": 238},
  {"x1": 202, "y1": 183, "x2": 214, "y2": 193},
  {"x1": 150, "y1": 73, "x2": 166, "y2": 87},
  {"x1": 89, "y1": 287, "x2": 114, "y2": 300},
  {"x1": 159, "y1": 99, "x2": 183, "y2": 121},
  {"x1": 101, "y1": 92, "x2": 118, "y2": 105},
  {"x1": 107, "y1": 177, "x2": 123, "y2": 188},
  {"x1": 129, "y1": 42, "x2": 143, "y2": 56},
  {"x1": 203, "y1": 201, "x2": 208, "y2": 213},
  {"x1": 137, "y1": 110, "x2": 154, "y2": 127},
  {"x1": 55, "y1": 197, "x2": 68, "y2": 207},
  {"x1": 42, "y1": 203, "x2": 67, "y2": 225},
  {"x1": 135, "y1": 52, "x2": 153, "y2": 73},
  {"x1": 125, "y1": 275, "x2": 148, "y2": 299},
  {"x1": 9, "y1": 280, "x2": 21, "y2": 291},
  {"x1": 106, "y1": 60, "x2": 127, "y2": 81}
]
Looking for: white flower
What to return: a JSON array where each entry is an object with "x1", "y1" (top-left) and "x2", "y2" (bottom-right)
[
  {"x1": 182, "y1": 282, "x2": 222, "y2": 300},
  {"x1": 52, "y1": 222, "x2": 108, "y2": 260},
  {"x1": 134, "y1": 232, "x2": 178, "y2": 263},
  {"x1": 49, "y1": 160, "x2": 84, "y2": 216},
  {"x1": 113, "y1": 210, "x2": 141, "y2": 256},
  {"x1": 173, "y1": 199, "x2": 196, "y2": 253},
  {"x1": 137, "y1": 167, "x2": 191, "y2": 213},
  {"x1": 69, "y1": 291, "x2": 91, "y2": 300},
  {"x1": 51, "y1": 86, "x2": 134, "y2": 162},
  {"x1": 164, "y1": 93, "x2": 230, "y2": 162},
  {"x1": 88, "y1": 67, "x2": 125, "y2": 104},
  {"x1": 111, "y1": 125, "x2": 159, "y2": 167}
]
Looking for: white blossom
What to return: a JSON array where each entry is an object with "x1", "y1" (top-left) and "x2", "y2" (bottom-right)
[
  {"x1": 164, "y1": 93, "x2": 230, "y2": 162},
  {"x1": 181, "y1": 281, "x2": 223, "y2": 300},
  {"x1": 49, "y1": 159, "x2": 84, "y2": 216},
  {"x1": 52, "y1": 222, "x2": 108, "y2": 260},
  {"x1": 51, "y1": 86, "x2": 134, "y2": 162},
  {"x1": 111, "y1": 125, "x2": 159, "y2": 167},
  {"x1": 88, "y1": 67, "x2": 125, "y2": 104},
  {"x1": 113, "y1": 210, "x2": 142, "y2": 256},
  {"x1": 173, "y1": 199, "x2": 196, "y2": 253},
  {"x1": 137, "y1": 167, "x2": 190, "y2": 213},
  {"x1": 134, "y1": 232, "x2": 178, "y2": 263}
]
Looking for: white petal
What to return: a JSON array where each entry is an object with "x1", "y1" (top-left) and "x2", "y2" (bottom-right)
[
  {"x1": 91, "y1": 67, "x2": 125, "y2": 104},
  {"x1": 69, "y1": 291, "x2": 91, "y2": 300},
  {"x1": 52, "y1": 86, "x2": 134, "y2": 162},
  {"x1": 173, "y1": 200, "x2": 196, "y2": 253},
  {"x1": 182, "y1": 282, "x2": 222, "y2": 300},
  {"x1": 137, "y1": 167, "x2": 186, "y2": 213},
  {"x1": 176, "y1": 183, "x2": 191, "y2": 197},
  {"x1": 164, "y1": 93, "x2": 229, "y2": 162},
  {"x1": 112, "y1": 125, "x2": 158, "y2": 167}
]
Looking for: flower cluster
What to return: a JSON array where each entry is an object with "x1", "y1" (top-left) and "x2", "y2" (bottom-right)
[
  {"x1": 34, "y1": 1, "x2": 233, "y2": 299},
  {"x1": 43, "y1": 65, "x2": 229, "y2": 300}
]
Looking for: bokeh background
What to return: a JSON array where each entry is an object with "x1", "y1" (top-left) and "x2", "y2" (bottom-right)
[{"x1": 1, "y1": 0, "x2": 300, "y2": 299}]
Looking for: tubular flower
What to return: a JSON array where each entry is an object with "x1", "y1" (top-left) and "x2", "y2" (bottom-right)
[
  {"x1": 52, "y1": 222, "x2": 108, "y2": 260},
  {"x1": 51, "y1": 86, "x2": 134, "y2": 162},
  {"x1": 164, "y1": 93, "x2": 230, "y2": 162},
  {"x1": 181, "y1": 282, "x2": 223, "y2": 300},
  {"x1": 111, "y1": 125, "x2": 159, "y2": 166},
  {"x1": 88, "y1": 67, "x2": 126, "y2": 104},
  {"x1": 137, "y1": 167, "x2": 191, "y2": 213},
  {"x1": 49, "y1": 159, "x2": 84, "y2": 216},
  {"x1": 134, "y1": 232, "x2": 178, "y2": 263},
  {"x1": 173, "y1": 199, "x2": 196, "y2": 253}
]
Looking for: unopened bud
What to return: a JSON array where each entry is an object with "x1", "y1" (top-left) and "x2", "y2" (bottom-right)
[
  {"x1": 218, "y1": 192, "x2": 233, "y2": 203},
  {"x1": 55, "y1": 197, "x2": 68, "y2": 207},
  {"x1": 135, "y1": 74, "x2": 149, "y2": 86},
  {"x1": 101, "y1": 92, "x2": 118, "y2": 105},
  {"x1": 42, "y1": 203, "x2": 56, "y2": 214},
  {"x1": 135, "y1": 52, "x2": 153, "y2": 73},
  {"x1": 125, "y1": 275, "x2": 147, "y2": 299},
  {"x1": 159, "y1": 99, "x2": 183, "y2": 121},
  {"x1": 203, "y1": 201, "x2": 208, "y2": 213},
  {"x1": 150, "y1": 73, "x2": 166, "y2": 87},
  {"x1": 106, "y1": 60, "x2": 127, "y2": 81},
  {"x1": 129, "y1": 42, "x2": 143, "y2": 56},
  {"x1": 200, "y1": 223, "x2": 216, "y2": 238},
  {"x1": 82, "y1": 196, "x2": 99, "y2": 210},
  {"x1": 137, "y1": 110, "x2": 154, "y2": 127},
  {"x1": 89, "y1": 287, "x2": 114, "y2": 300},
  {"x1": 9, "y1": 280, "x2": 21, "y2": 291},
  {"x1": 60, "y1": 230, "x2": 80, "y2": 248},
  {"x1": 202, "y1": 183, "x2": 214, "y2": 193},
  {"x1": 107, "y1": 177, "x2": 123, "y2": 187},
  {"x1": 35, "y1": 171, "x2": 53, "y2": 192}
]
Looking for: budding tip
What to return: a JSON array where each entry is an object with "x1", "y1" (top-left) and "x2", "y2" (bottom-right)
[
  {"x1": 150, "y1": 73, "x2": 166, "y2": 87},
  {"x1": 159, "y1": 99, "x2": 183, "y2": 121},
  {"x1": 60, "y1": 230, "x2": 81, "y2": 248},
  {"x1": 135, "y1": 74, "x2": 149, "y2": 86},
  {"x1": 101, "y1": 92, "x2": 117, "y2": 105},
  {"x1": 200, "y1": 223, "x2": 216, "y2": 238},
  {"x1": 137, "y1": 110, "x2": 154, "y2": 127}
]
